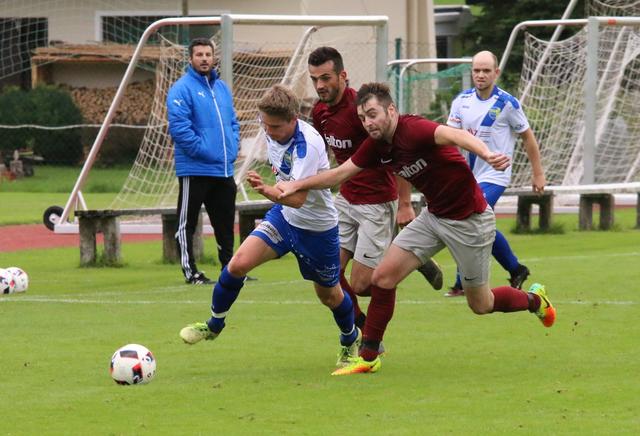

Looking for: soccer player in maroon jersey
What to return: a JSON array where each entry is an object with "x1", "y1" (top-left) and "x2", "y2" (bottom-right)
[
  {"x1": 307, "y1": 47, "x2": 443, "y2": 340},
  {"x1": 277, "y1": 82, "x2": 556, "y2": 375}
]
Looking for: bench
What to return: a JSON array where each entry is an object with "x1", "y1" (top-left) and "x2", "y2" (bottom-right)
[
  {"x1": 74, "y1": 200, "x2": 275, "y2": 266},
  {"x1": 73, "y1": 194, "x2": 433, "y2": 266},
  {"x1": 505, "y1": 182, "x2": 640, "y2": 231},
  {"x1": 504, "y1": 188, "x2": 555, "y2": 232},
  {"x1": 236, "y1": 199, "x2": 274, "y2": 242},
  {"x1": 74, "y1": 208, "x2": 205, "y2": 266}
]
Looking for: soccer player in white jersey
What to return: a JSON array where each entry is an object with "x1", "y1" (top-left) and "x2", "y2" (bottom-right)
[
  {"x1": 445, "y1": 50, "x2": 546, "y2": 296},
  {"x1": 179, "y1": 85, "x2": 361, "y2": 368}
]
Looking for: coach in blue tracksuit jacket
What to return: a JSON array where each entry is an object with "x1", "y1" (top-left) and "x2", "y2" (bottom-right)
[{"x1": 167, "y1": 37, "x2": 240, "y2": 285}]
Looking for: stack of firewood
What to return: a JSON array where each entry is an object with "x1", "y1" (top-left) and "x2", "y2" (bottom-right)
[{"x1": 63, "y1": 80, "x2": 155, "y2": 125}]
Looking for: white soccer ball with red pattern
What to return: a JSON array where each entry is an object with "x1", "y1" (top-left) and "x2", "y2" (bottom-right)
[
  {"x1": 109, "y1": 344, "x2": 156, "y2": 385},
  {"x1": 6, "y1": 267, "x2": 28, "y2": 293},
  {"x1": 0, "y1": 268, "x2": 15, "y2": 294}
]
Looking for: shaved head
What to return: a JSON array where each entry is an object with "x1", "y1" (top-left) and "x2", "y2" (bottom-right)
[
  {"x1": 472, "y1": 50, "x2": 499, "y2": 70},
  {"x1": 471, "y1": 50, "x2": 500, "y2": 97}
]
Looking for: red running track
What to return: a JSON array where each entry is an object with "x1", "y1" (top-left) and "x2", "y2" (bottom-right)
[{"x1": 0, "y1": 224, "x2": 162, "y2": 253}]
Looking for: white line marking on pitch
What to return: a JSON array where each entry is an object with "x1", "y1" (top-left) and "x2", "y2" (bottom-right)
[
  {"x1": 3, "y1": 251, "x2": 638, "y2": 305},
  {"x1": 59, "y1": 279, "x2": 303, "y2": 298},
  {"x1": 44, "y1": 250, "x2": 640, "y2": 298},
  {"x1": 1, "y1": 297, "x2": 636, "y2": 306}
]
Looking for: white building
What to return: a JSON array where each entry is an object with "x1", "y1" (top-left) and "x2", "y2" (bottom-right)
[{"x1": 0, "y1": 0, "x2": 470, "y2": 89}]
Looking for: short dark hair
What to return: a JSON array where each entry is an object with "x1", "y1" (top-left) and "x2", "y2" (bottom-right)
[
  {"x1": 308, "y1": 46, "x2": 344, "y2": 74},
  {"x1": 258, "y1": 84, "x2": 299, "y2": 121},
  {"x1": 356, "y1": 82, "x2": 394, "y2": 108},
  {"x1": 188, "y1": 38, "x2": 215, "y2": 57}
]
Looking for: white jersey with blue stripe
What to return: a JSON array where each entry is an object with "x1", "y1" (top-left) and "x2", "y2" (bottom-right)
[
  {"x1": 265, "y1": 119, "x2": 338, "y2": 231},
  {"x1": 448, "y1": 86, "x2": 529, "y2": 187}
]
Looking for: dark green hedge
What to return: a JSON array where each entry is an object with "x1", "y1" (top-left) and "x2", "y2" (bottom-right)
[
  {"x1": 0, "y1": 85, "x2": 84, "y2": 165},
  {"x1": 82, "y1": 126, "x2": 144, "y2": 167}
]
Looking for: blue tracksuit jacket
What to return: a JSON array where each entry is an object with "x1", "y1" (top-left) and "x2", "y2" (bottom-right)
[{"x1": 167, "y1": 65, "x2": 240, "y2": 177}]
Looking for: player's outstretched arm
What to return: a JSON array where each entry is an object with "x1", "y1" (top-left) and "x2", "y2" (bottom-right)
[
  {"x1": 247, "y1": 171, "x2": 307, "y2": 208},
  {"x1": 520, "y1": 128, "x2": 546, "y2": 193},
  {"x1": 276, "y1": 158, "x2": 363, "y2": 199},
  {"x1": 434, "y1": 125, "x2": 510, "y2": 171}
]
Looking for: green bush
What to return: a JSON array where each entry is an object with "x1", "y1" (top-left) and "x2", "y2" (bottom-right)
[
  {"x1": 0, "y1": 85, "x2": 84, "y2": 165},
  {"x1": 81, "y1": 126, "x2": 143, "y2": 167}
]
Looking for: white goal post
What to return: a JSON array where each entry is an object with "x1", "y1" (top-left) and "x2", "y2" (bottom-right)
[
  {"x1": 499, "y1": 15, "x2": 640, "y2": 190},
  {"x1": 55, "y1": 14, "x2": 389, "y2": 232},
  {"x1": 386, "y1": 57, "x2": 472, "y2": 115}
]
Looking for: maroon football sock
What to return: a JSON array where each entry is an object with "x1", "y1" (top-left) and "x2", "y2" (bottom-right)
[
  {"x1": 491, "y1": 286, "x2": 530, "y2": 312},
  {"x1": 527, "y1": 292, "x2": 541, "y2": 312},
  {"x1": 340, "y1": 271, "x2": 363, "y2": 320},
  {"x1": 361, "y1": 285, "x2": 396, "y2": 360},
  {"x1": 358, "y1": 286, "x2": 371, "y2": 297},
  {"x1": 360, "y1": 342, "x2": 380, "y2": 362}
]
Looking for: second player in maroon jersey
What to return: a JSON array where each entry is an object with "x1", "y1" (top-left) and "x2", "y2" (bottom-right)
[{"x1": 307, "y1": 48, "x2": 443, "y2": 341}]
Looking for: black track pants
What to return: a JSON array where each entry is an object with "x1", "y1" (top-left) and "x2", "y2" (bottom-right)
[{"x1": 176, "y1": 176, "x2": 237, "y2": 279}]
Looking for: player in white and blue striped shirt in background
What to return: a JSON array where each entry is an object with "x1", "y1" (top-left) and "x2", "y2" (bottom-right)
[{"x1": 445, "y1": 50, "x2": 546, "y2": 296}]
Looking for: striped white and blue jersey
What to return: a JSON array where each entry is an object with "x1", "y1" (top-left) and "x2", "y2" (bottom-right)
[
  {"x1": 448, "y1": 86, "x2": 529, "y2": 187},
  {"x1": 265, "y1": 119, "x2": 338, "y2": 231}
]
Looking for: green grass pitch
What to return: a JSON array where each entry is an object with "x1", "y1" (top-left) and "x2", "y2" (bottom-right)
[{"x1": 1, "y1": 210, "x2": 640, "y2": 434}]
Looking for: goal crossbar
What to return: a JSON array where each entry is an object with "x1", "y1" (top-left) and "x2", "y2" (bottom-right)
[{"x1": 500, "y1": 16, "x2": 640, "y2": 72}]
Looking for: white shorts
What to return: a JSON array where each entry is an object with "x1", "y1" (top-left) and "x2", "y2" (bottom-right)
[
  {"x1": 393, "y1": 206, "x2": 495, "y2": 287},
  {"x1": 334, "y1": 193, "x2": 398, "y2": 269}
]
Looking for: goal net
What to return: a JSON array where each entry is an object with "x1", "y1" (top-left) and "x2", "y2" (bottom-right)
[
  {"x1": 0, "y1": 4, "x2": 385, "y2": 227},
  {"x1": 511, "y1": 0, "x2": 640, "y2": 188},
  {"x1": 109, "y1": 22, "x2": 383, "y2": 213},
  {"x1": 387, "y1": 62, "x2": 471, "y2": 123}
]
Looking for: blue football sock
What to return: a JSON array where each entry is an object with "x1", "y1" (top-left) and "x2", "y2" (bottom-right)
[
  {"x1": 332, "y1": 290, "x2": 357, "y2": 346},
  {"x1": 207, "y1": 266, "x2": 245, "y2": 333},
  {"x1": 492, "y1": 229, "x2": 519, "y2": 273}
]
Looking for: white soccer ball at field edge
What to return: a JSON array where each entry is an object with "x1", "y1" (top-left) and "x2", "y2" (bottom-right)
[
  {"x1": 110, "y1": 344, "x2": 156, "y2": 385},
  {"x1": 0, "y1": 268, "x2": 16, "y2": 294},
  {"x1": 6, "y1": 267, "x2": 28, "y2": 293}
]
